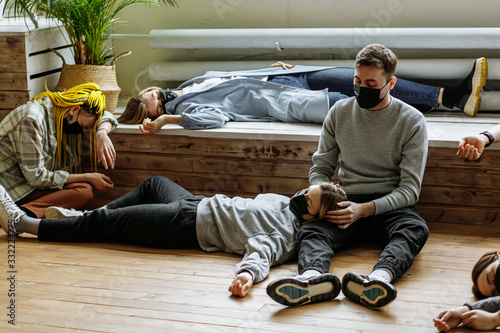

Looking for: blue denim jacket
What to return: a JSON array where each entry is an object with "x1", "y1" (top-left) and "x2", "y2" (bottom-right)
[{"x1": 165, "y1": 65, "x2": 333, "y2": 129}]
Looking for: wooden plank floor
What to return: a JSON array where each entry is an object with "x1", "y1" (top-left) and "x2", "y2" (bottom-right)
[{"x1": 1, "y1": 222, "x2": 499, "y2": 332}]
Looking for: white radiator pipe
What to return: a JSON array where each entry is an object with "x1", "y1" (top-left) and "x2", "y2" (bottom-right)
[
  {"x1": 148, "y1": 59, "x2": 500, "y2": 81},
  {"x1": 149, "y1": 28, "x2": 500, "y2": 50}
]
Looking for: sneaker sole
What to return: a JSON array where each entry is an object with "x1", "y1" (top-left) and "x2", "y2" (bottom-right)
[
  {"x1": 464, "y1": 57, "x2": 488, "y2": 116},
  {"x1": 342, "y1": 273, "x2": 397, "y2": 309},
  {"x1": 45, "y1": 207, "x2": 81, "y2": 219},
  {"x1": 266, "y1": 274, "x2": 341, "y2": 307}
]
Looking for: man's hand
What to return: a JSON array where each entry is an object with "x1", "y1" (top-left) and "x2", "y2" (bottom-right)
[
  {"x1": 96, "y1": 130, "x2": 116, "y2": 169},
  {"x1": 228, "y1": 271, "x2": 253, "y2": 297},
  {"x1": 433, "y1": 306, "x2": 468, "y2": 332},
  {"x1": 457, "y1": 135, "x2": 488, "y2": 160},
  {"x1": 324, "y1": 201, "x2": 375, "y2": 229},
  {"x1": 461, "y1": 309, "x2": 500, "y2": 331},
  {"x1": 270, "y1": 61, "x2": 295, "y2": 69}
]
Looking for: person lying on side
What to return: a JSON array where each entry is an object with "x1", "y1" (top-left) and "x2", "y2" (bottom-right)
[
  {"x1": 118, "y1": 59, "x2": 488, "y2": 133},
  {"x1": 434, "y1": 250, "x2": 500, "y2": 331},
  {"x1": 0, "y1": 176, "x2": 346, "y2": 297}
]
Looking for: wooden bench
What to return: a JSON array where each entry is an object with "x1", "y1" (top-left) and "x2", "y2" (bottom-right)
[{"x1": 90, "y1": 112, "x2": 500, "y2": 226}]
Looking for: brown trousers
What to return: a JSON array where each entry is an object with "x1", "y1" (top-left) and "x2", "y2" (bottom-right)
[{"x1": 16, "y1": 182, "x2": 93, "y2": 218}]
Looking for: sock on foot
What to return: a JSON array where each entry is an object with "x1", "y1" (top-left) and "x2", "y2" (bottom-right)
[
  {"x1": 16, "y1": 216, "x2": 41, "y2": 235},
  {"x1": 368, "y1": 269, "x2": 393, "y2": 283},
  {"x1": 299, "y1": 269, "x2": 322, "y2": 279}
]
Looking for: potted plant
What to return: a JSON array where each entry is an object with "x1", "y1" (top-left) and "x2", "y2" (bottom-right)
[{"x1": 2, "y1": 0, "x2": 178, "y2": 111}]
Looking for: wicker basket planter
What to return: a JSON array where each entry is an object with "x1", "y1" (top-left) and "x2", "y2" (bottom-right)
[{"x1": 52, "y1": 50, "x2": 131, "y2": 113}]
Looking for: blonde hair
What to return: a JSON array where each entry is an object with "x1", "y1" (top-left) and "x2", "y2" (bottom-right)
[
  {"x1": 34, "y1": 82, "x2": 105, "y2": 172},
  {"x1": 117, "y1": 87, "x2": 160, "y2": 124}
]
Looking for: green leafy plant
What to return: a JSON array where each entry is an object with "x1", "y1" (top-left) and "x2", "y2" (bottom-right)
[{"x1": 3, "y1": 0, "x2": 178, "y2": 65}]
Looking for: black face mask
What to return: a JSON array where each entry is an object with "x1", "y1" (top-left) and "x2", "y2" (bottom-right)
[
  {"x1": 353, "y1": 80, "x2": 390, "y2": 109},
  {"x1": 62, "y1": 117, "x2": 83, "y2": 135},
  {"x1": 289, "y1": 189, "x2": 309, "y2": 221},
  {"x1": 494, "y1": 264, "x2": 500, "y2": 294},
  {"x1": 159, "y1": 89, "x2": 178, "y2": 115}
]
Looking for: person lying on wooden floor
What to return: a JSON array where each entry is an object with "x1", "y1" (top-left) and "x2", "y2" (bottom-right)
[
  {"x1": 117, "y1": 57, "x2": 487, "y2": 133},
  {"x1": 0, "y1": 176, "x2": 346, "y2": 298},
  {"x1": 434, "y1": 250, "x2": 500, "y2": 332}
]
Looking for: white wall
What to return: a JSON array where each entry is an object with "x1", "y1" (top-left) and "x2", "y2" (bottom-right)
[{"x1": 112, "y1": 0, "x2": 500, "y2": 98}]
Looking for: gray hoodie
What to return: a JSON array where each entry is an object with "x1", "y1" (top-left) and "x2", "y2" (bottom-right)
[{"x1": 196, "y1": 193, "x2": 300, "y2": 283}]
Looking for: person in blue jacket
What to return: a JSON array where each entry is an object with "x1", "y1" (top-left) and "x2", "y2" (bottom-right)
[{"x1": 117, "y1": 59, "x2": 488, "y2": 133}]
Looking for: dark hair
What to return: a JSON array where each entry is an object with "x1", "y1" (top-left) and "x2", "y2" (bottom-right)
[
  {"x1": 317, "y1": 182, "x2": 348, "y2": 219},
  {"x1": 355, "y1": 43, "x2": 398, "y2": 82},
  {"x1": 472, "y1": 251, "x2": 499, "y2": 299}
]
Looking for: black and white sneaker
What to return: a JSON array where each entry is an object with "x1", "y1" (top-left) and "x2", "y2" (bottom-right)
[
  {"x1": 0, "y1": 185, "x2": 25, "y2": 235},
  {"x1": 341, "y1": 272, "x2": 397, "y2": 309},
  {"x1": 442, "y1": 57, "x2": 488, "y2": 117},
  {"x1": 266, "y1": 273, "x2": 341, "y2": 307}
]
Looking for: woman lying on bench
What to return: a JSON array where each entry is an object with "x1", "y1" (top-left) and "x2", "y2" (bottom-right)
[
  {"x1": 0, "y1": 176, "x2": 346, "y2": 297},
  {"x1": 118, "y1": 58, "x2": 487, "y2": 133},
  {"x1": 434, "y1": 250, "x2": 500, "y2": 331}
]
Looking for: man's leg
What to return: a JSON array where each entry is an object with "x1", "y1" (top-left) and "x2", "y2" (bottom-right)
[
  {"x1": 342, "y1": 206, "x2": 429, "y2": 308},
  {"x1": 17, "y1": 182, "x2": 93, "y2": 218},
  {"x1": 267, "y1": 220, "x2": 366, "y2": 307}
]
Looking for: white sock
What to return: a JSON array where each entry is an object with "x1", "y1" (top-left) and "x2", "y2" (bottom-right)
[
  {"x1": 298, "y1": 269, "x2": 322, "y2": 279},
  {"x1": 368, "y1": 268, "x2": 393, "y2": 283}
]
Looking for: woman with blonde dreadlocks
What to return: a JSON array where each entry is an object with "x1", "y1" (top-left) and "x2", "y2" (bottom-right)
[{"x1": 0, "y1": 83, "x2": 118, "y2": 218}]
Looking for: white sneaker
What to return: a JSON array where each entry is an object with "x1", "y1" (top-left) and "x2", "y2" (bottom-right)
[
  {"x1": 45, "y1": 206, "x2": 85, "y2": 219},
  {"x1": 0, "y1": 185, "x2": 26, "y2": 234}
]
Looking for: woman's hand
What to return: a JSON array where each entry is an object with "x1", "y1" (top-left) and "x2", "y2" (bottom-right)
[
  {"x1": 457, "y1": 135, "x2": 488, "y2": 160},
  {"x1": 461, "y1": 309, "x2": 500, "y2": 331},
  {"x1": 140, "y1": 117, "x2": 164, "y2": 135},
  {"x1": 140, "y1": 115, "x2": 181, "y2": 134},
  {"x1": 85, "y1": 173, "x2": 114, "y2": 192},
  {"x1": 228, "y1": 271, "x2": 254, "y2": 297},
  {"x1": 96, "y1": 130, "x2": 116, "y2": 169},
  {"x1": 433, "y1": 306, "x2": 469, "y2": 332},
  {"x1": 324, "y1": 201, "x2": 375, "y2": 229},
  {"x1": 270, "y1": 61, "x2": 295, "y2": 69}
]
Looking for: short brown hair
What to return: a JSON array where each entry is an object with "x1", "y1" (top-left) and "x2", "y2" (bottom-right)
[
  {"x1": 317, "y1": 183, "x2": 348, "y2": 220},
  {"x1": 117, "y1": 87, "x2": 160, "y2": 124},
  {"x1": 355, "y1": 43, "x2": 398, "y2": 82},
  {"x1": 472, "y1": 251, "x2": 499, "y2": 299}
]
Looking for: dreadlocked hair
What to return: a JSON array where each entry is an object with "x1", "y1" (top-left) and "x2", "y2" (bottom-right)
[{"x1": 33, "y1": 82, "x2": 106, "y2": 173}]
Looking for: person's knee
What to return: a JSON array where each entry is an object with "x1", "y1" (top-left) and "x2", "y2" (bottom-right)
[
  {"x1": 78, "y1": 182, "x2": 94, "y2": 205},
  {"x1": 65, "y1": 182, "x2": 94, "y2": 206},
  {"x1": 297, "y1": 222, "x2": 334, "y2": 244}
]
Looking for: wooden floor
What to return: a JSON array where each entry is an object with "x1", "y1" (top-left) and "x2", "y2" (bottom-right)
[{"x1": 0, "y1": 222, "x2": 499, "y2": 332}]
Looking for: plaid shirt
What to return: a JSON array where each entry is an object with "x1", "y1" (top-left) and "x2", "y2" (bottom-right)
[{"x1": 0, "y1": 97, "x2": 117, "y2": 202}]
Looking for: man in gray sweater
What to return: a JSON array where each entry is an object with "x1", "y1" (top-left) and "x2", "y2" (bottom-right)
[{"x1": 267, "y1": 44, "x2": 430, "y2": 309}]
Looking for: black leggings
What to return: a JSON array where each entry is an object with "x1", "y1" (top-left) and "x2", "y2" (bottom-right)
[{"x1": 38, "y1": 176, "x2": 204, "y2": 249}]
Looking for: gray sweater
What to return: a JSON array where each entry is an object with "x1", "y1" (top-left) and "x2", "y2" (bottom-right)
[
  {"x1": 309, "y1": 96, "x2": 428, "y2": 215},
  {"x1": 466, "y1": 296, "x2": 500, "y2": 313},
  {"x1": 195, "y1": 193, "x2": 300, "y2": 283}
]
